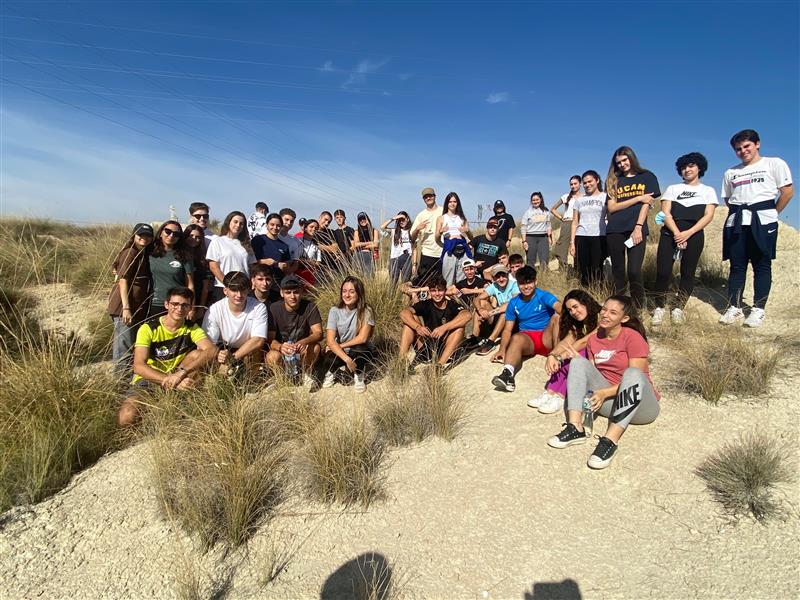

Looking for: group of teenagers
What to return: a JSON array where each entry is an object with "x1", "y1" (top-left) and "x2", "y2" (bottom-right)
[{"x1": 107, "y1": 128, "x2": 792, "y2": 470}]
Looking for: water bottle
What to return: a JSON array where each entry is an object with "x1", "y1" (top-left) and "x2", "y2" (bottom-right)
[
  {"x1": 582, "y1": 390, "x2": 594, "y2": 437},
  {"x1": 654, "y1": 211, "x2": 666, "y2": 225},
  {"x1": 283, "y1": 339, "x2": 301, "y2": 381}
]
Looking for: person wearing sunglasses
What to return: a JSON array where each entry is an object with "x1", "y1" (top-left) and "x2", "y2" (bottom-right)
[
  {"x1": 470, "y1": 217, "x2": 508, "y2": 280},
  {"x1": 149, "y1": 220, "x2": 195, "y2": 318},
  {"x1": 118, "y1": 286, "x2": 215, "y2": 428},
  {"x1": 188, "y1": 202, "x2": 217, "y2": 252}
]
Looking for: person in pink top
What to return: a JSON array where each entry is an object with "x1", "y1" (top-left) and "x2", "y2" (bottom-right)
[{"x1": 546, "y1": 294, "x2": 660, "y2": 469}]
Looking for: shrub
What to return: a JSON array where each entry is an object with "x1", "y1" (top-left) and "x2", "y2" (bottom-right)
[{"x1": 695, "y1": 431, "x2": 794, "y2": 522}]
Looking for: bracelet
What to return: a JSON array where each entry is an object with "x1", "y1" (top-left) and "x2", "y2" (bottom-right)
[
  {"x1": 122, "y1": 307, "x2": 131, "y2": 311},
  {"x1": 634, "y1": 224, "x2": 643, "y2": 228}
]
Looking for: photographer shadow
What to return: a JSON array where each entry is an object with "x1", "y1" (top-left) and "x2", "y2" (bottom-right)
[{"x1": 524, "y1": 578, "x2": 582, "y2": 600}]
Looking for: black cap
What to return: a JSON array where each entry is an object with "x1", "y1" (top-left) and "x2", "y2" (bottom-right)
[
  {"x1": 132, "y1": 223, "x2": 154, "y2": 236},
  {"x1": 357, "y1": 212, "x2": 369, "y2": 220},
  {"x1": 280, "y1": 274, "x2": 304, "y2": 289},
  {"x1": 494, "y1": 200, "x2": 505, "y2": 210}
]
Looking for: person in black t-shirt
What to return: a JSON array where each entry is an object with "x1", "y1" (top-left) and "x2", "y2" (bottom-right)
[
  {"x1": 314, "y1": 211, "x2": 339, "y2": 272},
  {"x1": 492, "y1": 200, "x2": 516, "y2": 243},
  {"x1": 399, "y1": 275, "x2": 471, "y2": 367},
  {"x1": 471, "y1": 217, "x2": 508, "y2": 279},
  {"x1": 446, "y1": 258, "x2": 486, "y2": 306},
  {"x1": 250, "y1": 263, "x2": 281, "y2": 306},
  {"x1": 332, "y1": 209, "x2": 355, "y2": 269},
  {"x1": 605, "y1": 146, "x2": 661, "y2": 309},
  {"x1": 252, "y1": 213, "x2": 291, "y2": 282}
]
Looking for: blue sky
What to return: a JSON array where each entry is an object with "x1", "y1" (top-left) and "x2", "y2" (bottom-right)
[{"x1": 2, "y1": 0, "x2": 798, "y2": 228}]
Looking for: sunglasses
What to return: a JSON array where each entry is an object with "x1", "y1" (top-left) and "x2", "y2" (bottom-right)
[
  {"x1": 163, "y1": 229, "x2": 181, "y2": 236},
  {"x1": 167, "y1": 301, "x2": 191, "y2": 309},
  {"x1": 423, "y1": 194, "x2": 435, "y2": 199},
  {"x1": 192, "y1": 213, "x2": 209, "y2": 220}
]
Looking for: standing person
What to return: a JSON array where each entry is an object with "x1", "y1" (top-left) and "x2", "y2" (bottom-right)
[
  {"x1": 207, "y1": 211, "x2": 257, "y2": 304},
  {"x1": 149, "y1": 220, "x2": 195, "y2": 318},
  {"x1": 519, "y1": 192, "x2": 552, "y2": 269},
  {"x1": 546, "y1": 295, "x2": 660, "y2": 471},
  {"x1": 605, "y1": 146, "x2": 661, "y2": 309},
  {"x1": 719, "y1": 129, "x2": 793, "y2": 327},
  {"x1": 296, "y1": 219, "x2": 321, "y2": 286},
  {"x1": 381, "y1": 211, "x2": 413, "y2": 284},
  {"x1": 107, "y1": 223, "x2": 154, "y2": 378},
  {"x1": 411, "y1": 187, "x2": 444, "y2": 285},
  {"x1": 183, "y1": 224, "x2": 212, "y2": 320},
  {"x1": 492, "y1": 200, "x2": 516, "y2": 243},
  {"x1": 332, "y1": 209, "x2": 355, "y2": 270},
  {"x1": 278, "y1": 208, "x2": 303, "y2": 268},
  {"x1": 437, "y1": 192, "x2": 472, "y2": 286},
  {"x1": 570, "y1": 170, "x2": 608, "y2": 287},
  {"x1": 322, "y1": 276, "x2": 376, "y2": 393},
  {"x1": 471, "y1": 217, "x2": 509, "y2": 280},
  {"x1": 353, "y1": 212, "x2": 379, "y2": 275},
  {"x1": 652, "y1": 152, "x2": 718, "y2": 325},
  {"x1": 550, "y1": 176, "x2": 583, "y2": 270},
  {"x1": 315, "y1": 211, "x2": 339, "y2": 275},
  {"x1": 247, "y1": 202, "x2": 269, "y2": 238},
  {"x1": 252, "y1": 213, "x2": 291, "y2": 283},
  {"x1": 188, "y1": 202, "x2": 217, "y2": 252}
]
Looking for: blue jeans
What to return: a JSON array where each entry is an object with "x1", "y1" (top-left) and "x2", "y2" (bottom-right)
[{"x1": 112, "y1": 316, "x2": 137, "y2": 378}]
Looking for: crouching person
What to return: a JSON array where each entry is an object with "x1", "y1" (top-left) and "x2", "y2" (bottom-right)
[
  {"x1": 203, "y1": 271, "x2": 268, "y2": 378},
  {"x1": 399, "y1": 274, "x2": 471, "y2": 368},
  {"x1": 265, "y1": 275, "x2": 323, "y2": 387},
  {"x1": 547, "y1": 295, "x2": 660, "y2": 470},
  {"x1": 118, "y1": 286, "x2": 215, "y2": 427}
]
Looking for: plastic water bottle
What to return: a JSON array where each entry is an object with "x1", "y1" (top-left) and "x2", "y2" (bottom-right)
[
  {"x1": 283, "y1": 339, "x2": 301, "y2": 381},
  {"x1": 655, "y1": 211, "x2": 665, "y2": 225},
  {"x1": 582, "y1": 390, "x2": 594, "y2": 437}
]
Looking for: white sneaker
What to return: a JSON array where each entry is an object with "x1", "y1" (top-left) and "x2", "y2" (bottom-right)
[
  {"x1": 353, "y1": 373, "x2": 366, "y2": 393},
  {"x1": 670, "y1": 308, "x2": 685, "y2": 324},
  {"x1": 651, "y1": 307, "x2": 665, "y2": 326},
  {"x1": 302, "y1": 373, "x2": 315, "y2": 390},
  {"x1": 538, "y1": 393, "x2": 564, "y2": 414},
  {"x1": 719, "y1": 306, "x2": 744, "y2": 325},
  {"x1": 527, "y1": 391, "x2": 549, "y2": 409},
  {"x1": 743, "y1": 308, "x2": 766, "y2": 328},
  {"x1": 322, "y1": 370, "x2": 336, "y2": 388}
]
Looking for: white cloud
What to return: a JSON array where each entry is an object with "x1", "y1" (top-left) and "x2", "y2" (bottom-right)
[
  {"x1": 342, "y1": 58, "x2": 389, "y2": 89},
  {"x1": 319, "y1": 60, "x2": 335, "y2": 72},
  {"x1": 486, "y1": 92, "x2": 511, "y2": 104}
]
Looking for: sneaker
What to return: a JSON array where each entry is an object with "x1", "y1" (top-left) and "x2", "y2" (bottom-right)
[
  {"x1": 719, "y1": 306, "x2": 744, "y2": 325},
  {"x1": 302, "y1": 373, "x2": 315, "y2": 390},
  {"x1": 547, "y1": 423, "x2": 587, "y2": 449},
  {"x1": 587, "y1": 436, "x2": 618, "y2": 469},
  {"x1": 476, "y1": 338, "x2": 497, "y2": 356},
  {"x1": 322, "y1": 370, "x2": 336, "y2": 388},
  {"x1": 670, "y1": 308, "x2": 685, "y2": 324},
  {"x1": 527, "y1": 391, "x2": 549, "y2": 409},
  {"x1": 353, "y1": 372, "x2": 366, "y2": 393},
  {"x1": 651, "y1": 307, "x2": 665, "y2": 326},
  {"x1": 743, "y1": 307, "x2": 765, "y2": 328},
  {"x1": 491, "y1": 368, "x2": 516, "y2": 392},
  {"x1": 538, "y1": 393, "x2": 564, "y2": 415}
]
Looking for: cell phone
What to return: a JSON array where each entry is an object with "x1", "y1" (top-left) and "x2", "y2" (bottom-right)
[{"x1": 624, "y1": 237, "x2": 635, "y2": 248}]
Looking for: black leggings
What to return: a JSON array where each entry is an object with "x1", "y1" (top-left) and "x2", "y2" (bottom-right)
[
  {"x1": 606, "y1": 232, "x2": 647, "y2": 309},
  {"x1": 575, "y1": 236, "x2": 605, "y2": 287},
  {"x1": 653, "y1": 229, "x2": 704, "y2": 309},
  {"x1": 326, "y1": 346, "x2": 372, "y2": 374}
]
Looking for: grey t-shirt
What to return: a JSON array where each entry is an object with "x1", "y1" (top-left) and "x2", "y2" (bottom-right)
[{"x1": 326, "y1": 306, "x2": 375, "y2": 344}]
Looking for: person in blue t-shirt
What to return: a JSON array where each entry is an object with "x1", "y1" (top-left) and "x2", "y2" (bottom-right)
[
  {"x1": 472, "y1": 264, "x2": 520, "y2": 355},
  {"x1": 491, "y1": 265, "x2": 561, "y2": 392}
]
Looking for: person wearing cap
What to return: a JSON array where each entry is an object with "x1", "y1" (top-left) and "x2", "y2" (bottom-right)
[
  {"x1": 472, "y1": 263, "x2": 520, "y2": 355},
  {"x1": 470, "y1": 218, "x2": 509, "y2": 280},
  {"x1": 491, "y1": 266, "x2": 561, "y2": 393},
  {"x1": 411, "y1": 187, "x2": 444, "y2": 285},
  {"x1": 353, "y1": 211, "x2": 379, "y2": 275},
  {"x1": 447, "y1": 258, "x2": 487, "y2": 304},
  {"x1": 265, "y1": 275, "x2": 323, "y2": 387},
  {"x1": 381, "y1": 211, "x2": 414, "y2": 284},
  {"x1": 247, "y1": 201, "x2": 269, "y2": 239},
  {"x1": 492, "y1": 200, "x2": 516, "y2": 243},
  {"x1": 107, "y1": 222, "x2": 155, "y2": 378},
  {"x1": 202, "y1": 271, "x2": 269, "y2": 376}
]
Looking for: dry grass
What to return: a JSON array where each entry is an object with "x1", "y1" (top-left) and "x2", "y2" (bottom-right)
[{"x1": 695, "y1": 431, "x2": 794, "y2": 522}]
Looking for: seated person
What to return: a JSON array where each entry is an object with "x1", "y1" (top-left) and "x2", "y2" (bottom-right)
[
  {"x1": 322, "y1": 276, "x2": 375, "y2": 393},
  {"x1": 203, "y1": 271, "x2": 269, "y2": 376},
  {"x1": 265, "y1": 275, "x2": 323, "y2": 386},
  {"x1": 118, "y1": 286, "x2": 215, "y2": 427},
  {"x1": 473, "y1": 264, "x2": 520, "y2": 355},
  {"x1": 491, "y1": 266, "x2": 561, "y2": 392},
  {"x1": 399, "y1": 274, "x2": 471, "y2": 368},
  {"x1": 250, "y1": 263, "x2": 281, "y2": 306},
  {"x1": 508, "y1": 253, "x2": 524, "y2": 279},
  {"x1": 446, "y1": 258, "x2": 487, "y2": 306}
]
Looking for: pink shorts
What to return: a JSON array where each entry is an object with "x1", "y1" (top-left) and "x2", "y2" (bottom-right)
[{"x1": 520, "y1": 330, "x2": 548, "y2": 356}]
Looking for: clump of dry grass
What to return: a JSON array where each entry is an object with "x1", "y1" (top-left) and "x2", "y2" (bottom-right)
[
  {"x1": 662, "y1": 325, "x2": 781, "y2": 404},
  {"x1": 695, "y1": 431, "x2": 794, "y2": 522}
]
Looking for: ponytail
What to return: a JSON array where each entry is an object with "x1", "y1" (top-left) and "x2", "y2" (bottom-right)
[{"x1": 607, "y1": 294, "x2": 647, "y2": 341}]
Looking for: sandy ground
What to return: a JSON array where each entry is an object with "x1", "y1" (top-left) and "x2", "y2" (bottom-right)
[{"x1": 1, "y1": 213, "x2": 798, "y2": 599}]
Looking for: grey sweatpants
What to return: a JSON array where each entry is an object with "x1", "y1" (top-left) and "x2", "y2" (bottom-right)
[
  {"x1": 442, "y1": 253, "x2": 466, "y2": 287},
  {"x1": 566, "y1": 356, "x2": 659, "y2": 430},
  {"x1": 525, "y1": 234, "x2": 550, "y2": 268}
]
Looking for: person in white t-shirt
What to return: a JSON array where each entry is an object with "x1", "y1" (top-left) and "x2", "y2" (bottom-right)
[
  {"x1": 206, "y1": 211, "x2": 258, "y2": 304},
  {"x1": 203, "y1": 271, "x2": 269, "y2": 377},
  {"x1": 570, "y1": 170, "x2": 608, "y2": 287},
  {"x1": 719, "y1": 129, "x2": 793, "y2": 327},
  {"x1": 519, "y1": 191, "x2": 553, "y2": 268},
  {"x1": 411, "y1": 187, "x2": 444, "y2": 285},
  {"x1": 381, "y1": 211, "x2": 414, "y2": 284},
  {"x1": 549, "y1": 175, "x2": 583, "y2": 269},
  {"x1": 652, "y1": 152, "x2": 718, "y2": 325}
]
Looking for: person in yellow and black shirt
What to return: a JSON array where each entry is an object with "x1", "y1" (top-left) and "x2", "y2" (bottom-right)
[
  {"x1": 605, "y1": 146, "x2": 661, "y2": 309},
  {"x1": 118, "y1": 286, "x2": 215, "y2": 427}
]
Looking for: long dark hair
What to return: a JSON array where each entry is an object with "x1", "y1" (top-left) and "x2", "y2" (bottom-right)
[
  {"x1": 393, "y1": 211, "x2": 411, "y2": 247},
  {"x1": 566, "y1": 175, "x2": 582, "y2": 202},
  {"x1": 337, "y1": 276, "x2": 372, "y2": 330},
  {"x1": 444, "y1": 192, "x2": 467, "y2": 223},
  {"x1": 558, "y1": 289, "x2": 601, "y2": 341},
  {"x1": 605, "y1": 294, "x2": 648, "y2": 341},
  {"x1": 220, "y1": 210, "x2": 252, "y2": 252},
  {"x1": 152, "y1": 220, "x2": 191, "y2": 261},
  {"x1": 607, "y1": 146, "x2": 647, "y2": 199},
  {"x1": 357, "y1": 213, "x2": 374, "y2": 246},
  {"x1": 581, "y1": 170, "x2": 604, "y2": 193},
  {"x1": 530, "y1": 191, "x2": 548, "y2": 211},
  {"x1": 112, "y1": 228, "x2": 154, "y2": 275},
  {"x1": 183, "y1": 223, "x2": 207, "y2": 266}
]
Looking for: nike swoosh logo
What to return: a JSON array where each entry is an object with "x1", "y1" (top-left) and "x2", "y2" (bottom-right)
[{"x1": 767, "y1": 229, "x2": 777, "y2": 233}]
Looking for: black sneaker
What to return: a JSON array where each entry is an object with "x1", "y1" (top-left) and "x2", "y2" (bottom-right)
[
  {"x1": 476, "y1": 338, "x2": 497, "y2": 356},
  {"x1": 491, "y1": 367, "x2": 515, "y2": 392},
  {"x1": 547, "y1": 423, "x2": 588, "y2": 449},
  {"x1": 587, "y1": 436, "x2": 618, "y2": 469}
]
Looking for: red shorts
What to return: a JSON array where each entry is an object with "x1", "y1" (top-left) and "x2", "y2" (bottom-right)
[{"x1": 520, "y1": 330, "x2": 548, "y2": 356}]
